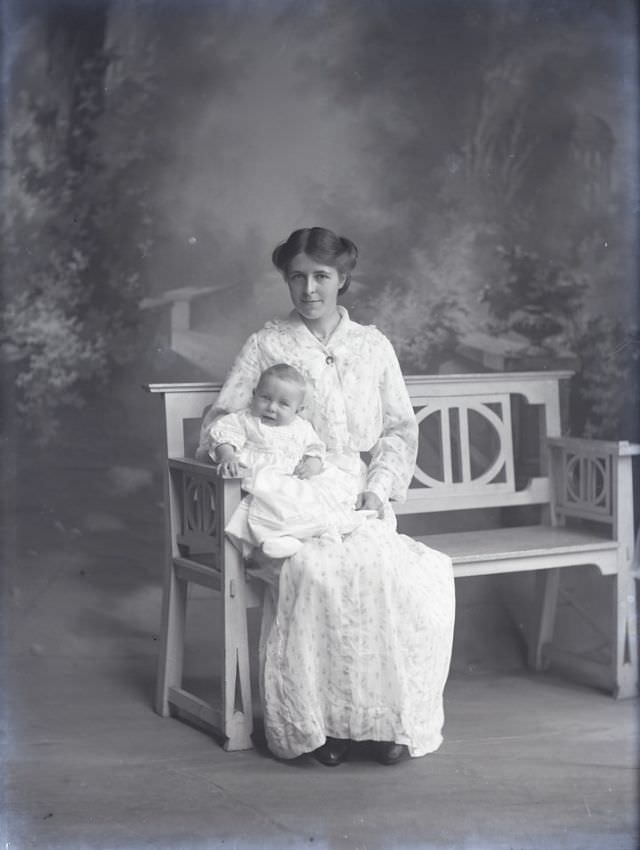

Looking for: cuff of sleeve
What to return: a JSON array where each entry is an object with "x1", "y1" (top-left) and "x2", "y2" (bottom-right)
[
  {"x1": 304, "y1": 445, "x2": 326, "y2": 460},
  {"x1": 366, "y1": 476, "x2": 391, "y2": 505},
  {"x1": 208, "y1": 429, "x2": 240, "y2": 452}
]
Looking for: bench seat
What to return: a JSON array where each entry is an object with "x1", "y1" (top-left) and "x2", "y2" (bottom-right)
[{"x1": 418, "y1": 525, "x2": 619, "y2": 577}]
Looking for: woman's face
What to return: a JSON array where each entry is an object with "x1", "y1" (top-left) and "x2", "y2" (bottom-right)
[{"x1": 285, "y1": 253, "x2": 344, "y2": 323}]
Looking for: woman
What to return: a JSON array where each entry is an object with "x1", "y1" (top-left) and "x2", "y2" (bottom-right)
[{"x1": 198, "y1": 227, "x2": 455, "y2": 766}]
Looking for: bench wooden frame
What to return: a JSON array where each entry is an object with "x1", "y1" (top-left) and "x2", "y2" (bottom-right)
[{"x1": 148, "y1": 371, "x2": 639, "y2": 751}]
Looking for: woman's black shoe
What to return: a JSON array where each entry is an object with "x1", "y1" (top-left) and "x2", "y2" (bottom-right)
[
  {"x1": 376, "y1": 742, "x2": 409, "y2": 765},
  {"x1": 313, "y1": 737, "x2": 350, "y2": 767}
]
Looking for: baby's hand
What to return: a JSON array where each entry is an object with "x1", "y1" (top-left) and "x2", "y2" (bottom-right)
[
  {"x1": 294, "y1": 456, "x2": 323, "y2": 479},
  {"x1": 216, "y1": 460, "x2": 248, "y2": 478}
]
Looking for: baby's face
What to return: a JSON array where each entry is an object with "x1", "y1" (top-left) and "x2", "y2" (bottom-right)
[{"x1": 251, "y1": 375, "x2": 304, "y2": 426}]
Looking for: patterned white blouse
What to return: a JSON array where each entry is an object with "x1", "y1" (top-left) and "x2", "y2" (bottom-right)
[{"x1": 199, "y1": 307, "x2": 418, "y2": 504}]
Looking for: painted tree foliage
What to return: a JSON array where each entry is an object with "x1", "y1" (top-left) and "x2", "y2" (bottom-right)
[
  {"x1": 2, "y1": 0, "x2": 636, "y2": 441},
  {"x1": 318, "y1": 0, "x2": 637, "y2": 438},
  {"x1": 3, "y1": 1, "x2": 160, "y2": 441}
]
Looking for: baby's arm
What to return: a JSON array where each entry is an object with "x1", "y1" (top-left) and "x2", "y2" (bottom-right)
[
  {"x1": 294, "y1": 454, "x2": 324, "y2": 479},
  {"x1": 293, "y1": 420, "x2": 326, "y2": 479},
  {"x1": 209, "y1": 412, "x2": 249, "y2": 478},
  {"x1": 213, "y1": 443, "x2": 247, "y2": 478}
]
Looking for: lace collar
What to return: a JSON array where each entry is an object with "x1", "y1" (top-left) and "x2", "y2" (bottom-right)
[{"x1": 287, "y1": 306, "x2": 351, "y2": 348}]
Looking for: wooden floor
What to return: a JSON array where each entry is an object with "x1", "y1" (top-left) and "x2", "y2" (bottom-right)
[
  {"x1": 5, "y1": 631, "x2": 638, "y2": 850},
  {"x1": 5, "y1": 655, "x2": 638, "y2": 850}
]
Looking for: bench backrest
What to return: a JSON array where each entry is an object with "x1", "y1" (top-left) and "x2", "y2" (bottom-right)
[{"x1": 148, "y1": 371, "x2": 572, "y2": 515}]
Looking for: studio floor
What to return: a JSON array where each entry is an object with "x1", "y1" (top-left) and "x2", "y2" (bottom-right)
[
  {"x1": 4, "y1": 528, "x2": 638, "y2": 850},
  {"x1": 2, "y1": 387, "x2": 638, "y2": 850},
  {"x1": 4, "y1": 654, "x2": 638, "y2": 850}
]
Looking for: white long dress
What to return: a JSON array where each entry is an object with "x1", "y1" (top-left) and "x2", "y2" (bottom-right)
[{"x1": 199, "y1": 308, "x2": 456, "y2": 759}]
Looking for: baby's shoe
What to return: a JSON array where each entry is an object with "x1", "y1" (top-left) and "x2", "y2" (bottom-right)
[{"x1": 262, "y1": 536, "x2": 303, "y2": 558}]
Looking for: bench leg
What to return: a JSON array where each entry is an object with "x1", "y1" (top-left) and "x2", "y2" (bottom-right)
[
  {"x1": 612, "y1": 571, "x2": 638, "y2": 699},
  {"x1": 155, "y1": 564, "x2": 188, "y2": 716},
  {"x1": 222, "y1": 545, "x2": 254, "y2": 751},
  {"x1": 221, "y1": 616, "x2": 253, "y2": 751},
  {"x1": 528, "y1": 569, "x2": 560, "y2": 671}
]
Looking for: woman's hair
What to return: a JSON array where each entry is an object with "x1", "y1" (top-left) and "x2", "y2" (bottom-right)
[
  {"x1": 272, "y1": 227, "x2": 358, "y2": 295},
  {"x1": 257, "y1": 363, "x2": 307, "y2": 393}
]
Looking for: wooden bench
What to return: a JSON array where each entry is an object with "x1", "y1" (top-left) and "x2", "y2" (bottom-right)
[{"x1": 148, "y1": 371, "x2": 639, "y2": 751}]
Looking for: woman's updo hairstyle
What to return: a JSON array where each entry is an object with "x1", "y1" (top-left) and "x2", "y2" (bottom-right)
[{"x1": 272, "y1": 227, "x2": 358, "y2": 295}]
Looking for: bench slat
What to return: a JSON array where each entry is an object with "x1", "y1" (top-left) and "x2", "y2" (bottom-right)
[
  {"x1": 167, "y1": 686, "x2": 223, "y2": 730},
  {"x1": 173, "y1": 556, "x2": 222, "y2": 591},
  {"x1": 418, "y1": 525, "x2": 617, "y2": 563},
  {"x1": 396, "y1": 476, "x2": 550, "y2": 513}
]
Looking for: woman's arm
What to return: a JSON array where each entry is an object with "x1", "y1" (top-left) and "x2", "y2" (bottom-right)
[
  {"x1": 196, "y1": 334, "x2": 262, "y2": 460},
  {"x1": 366, "y1": 334, "x2": 418, "y2": 504}
]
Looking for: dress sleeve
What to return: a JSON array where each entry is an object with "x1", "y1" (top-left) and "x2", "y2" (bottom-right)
[
  {"x1": 300, "y1": 420, "x2": 326, "y2": 461},
  {"x1": 208, "y1": 413, "x2": 248, "y2": 457},
  {"x1": 366, "y1": 334, "x2": 418, "y2": 503},
  {"x1": 196, "y1": 333, "x2": 261, "y2": 460}
]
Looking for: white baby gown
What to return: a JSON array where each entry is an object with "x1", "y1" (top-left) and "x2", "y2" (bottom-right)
[
  {"x1": 209, "y1": 410, "x2": 366, "y2": 554},
  {"x1": 200, "y1": 308, "x2": 456, "y2": 760}
]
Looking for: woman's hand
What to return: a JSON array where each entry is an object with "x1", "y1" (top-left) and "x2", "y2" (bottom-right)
[
  {"x1": 294, "y1": 456, "x2": 323, "y2": 479},
  {"x1": 355, "y1": 490, "x2": 384, "y2": 518}
]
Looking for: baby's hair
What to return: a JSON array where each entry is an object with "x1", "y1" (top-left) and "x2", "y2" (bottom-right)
[{"x1": 257, "y1": 363, "x2": 307, "y2": 393}]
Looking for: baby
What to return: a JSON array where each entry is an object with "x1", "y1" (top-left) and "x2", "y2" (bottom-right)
[{"x1": 209, "y1": 363, "x2": 368, "y2": 558}]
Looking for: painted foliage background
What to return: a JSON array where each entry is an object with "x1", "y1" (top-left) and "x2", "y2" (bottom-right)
[
  {"x1": 1, "y1": 8, "x2": 640, "y2": 826},
  {"x1": 3, "y1": 0, "x2": 639, "y2": 445},
  {"x1": 1, "y1": 0, "x2": 638, "y2": 688}
]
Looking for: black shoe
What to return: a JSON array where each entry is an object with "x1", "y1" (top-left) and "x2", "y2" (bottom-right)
[
  {"x1": 313, "y1": 737, "x2": 350, "y2": 767},
  {"x1": 376, "y1": 742, "x2": 409, "y2": 765}
]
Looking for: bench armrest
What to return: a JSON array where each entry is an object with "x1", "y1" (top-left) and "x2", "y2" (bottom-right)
[
  {"x1": 167, "y1": 456, "x2": 243, "y2": 556},
  {"x1": 547, "y1": 437, "x2": 640, "y2": 458},
  {"x1": 547, "y1": 437, "x2": 639, "y2": 540},
  {"x1": 168, "y1": 457, "x2": 244, "y2": 478}
]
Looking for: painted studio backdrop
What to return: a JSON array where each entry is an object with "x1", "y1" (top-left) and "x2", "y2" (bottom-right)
[
  {"x1": 2, "y1": 1, "x2": 639, "y2": 677},
  {"x1": 4, "y1": 0, "x2": 639, "y2": 443}
]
